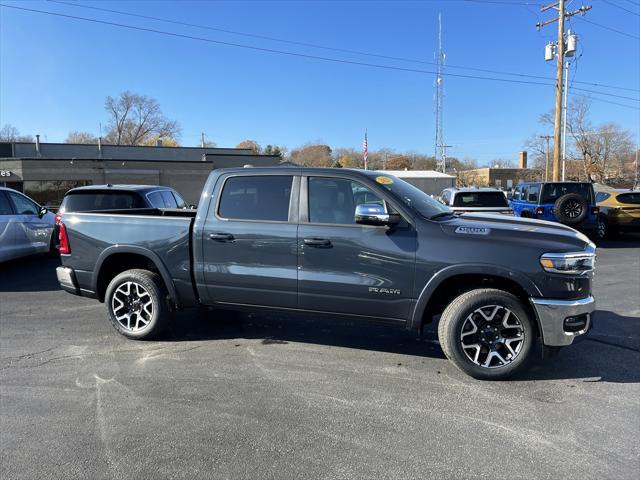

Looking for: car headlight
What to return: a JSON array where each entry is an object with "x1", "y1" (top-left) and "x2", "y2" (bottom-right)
[{"x1": 540, "y1": 250, "x2": 596, "y2": 275}]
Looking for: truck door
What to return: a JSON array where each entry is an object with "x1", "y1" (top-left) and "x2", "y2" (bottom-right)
[
  {"x1": 200, "y1": 173, "x2": 299, "y2": 309},
  {"x1": 297, "y1": 175, "x2": 417, "y2": 321}
]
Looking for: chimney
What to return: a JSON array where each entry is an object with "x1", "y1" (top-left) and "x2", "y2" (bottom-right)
[
  {"x1": 98, "y1": 136, "x2": 102, "y2": 157},
  {"x1": 518, "y1": 151, "x2": 527, "y2": 169},
  {"x1": 35, "y1": 134, "x2": 41, "y2": 156}
]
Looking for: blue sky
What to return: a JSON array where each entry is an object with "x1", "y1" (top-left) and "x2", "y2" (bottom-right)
[{"x1": 1, "y1": 0, "x2": 638, "y2": 163}]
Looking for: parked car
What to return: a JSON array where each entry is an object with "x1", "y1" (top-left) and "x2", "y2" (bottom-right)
[
  {"x1": 510, "y1": 181, "x2": 598, "y2": 232},
  {"x1": 438, "y1": 187, "x2": 512, "y2": 215},
  {"x1": 54, "y1": 184, "x2": 191, "y2": 242},
  {"x1": 0, "y1": 187, "x2": 56, "y2": 263},
  {"x1": 595, "y1": 189, "x2": 640, "y2": 239},
  {"x1": 56, "y1": 168, "x2": 596, "y2": 380}
]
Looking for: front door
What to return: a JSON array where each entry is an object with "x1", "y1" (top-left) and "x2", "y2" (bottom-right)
[
  {"x1": 298, "y1": 176, "x2": 416, "y2": 321},
  {"x1": 201, "y1": 173, "x2": 299, "y2": 309}
]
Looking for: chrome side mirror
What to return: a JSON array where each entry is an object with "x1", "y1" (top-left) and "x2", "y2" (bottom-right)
[
  {"x1": 38, "y1": 206, "x2": 48, "y2": 218},
  {"x1": 355, "y1": 204, "x2": 400, "y2": 226}
]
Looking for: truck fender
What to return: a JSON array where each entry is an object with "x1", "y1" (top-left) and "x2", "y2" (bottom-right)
[
  {"x1": 408, "y1": 264, "x2": 542, "y2": 331},
  {"x1": 92, "y1": 245, "x2": 180, "y2": 305}
]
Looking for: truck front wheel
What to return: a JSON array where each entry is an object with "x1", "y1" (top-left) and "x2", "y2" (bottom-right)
[
  {"x1": 437, "y1": 289, "x2": 535, "y2": 380},
  {"x1": 105, "y1": 269, "x2": 171, "y2": 340}
]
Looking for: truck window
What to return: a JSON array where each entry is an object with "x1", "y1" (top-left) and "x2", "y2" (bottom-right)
[
  {"x1": 218, "y1": 175, "x2": 292, "y2": 222},
  {"x1": 513, "y1": 186, "x2": 520, "y2": 201},
  {"x1": 527, "y1": 185, "x2": 540, "y2": 203},
  {"x1": 308, "y1": 177, "x2": 384, "y2": 225},
  {"x1": 146, "y1": 191, "x2": 165, "y2": 208}
]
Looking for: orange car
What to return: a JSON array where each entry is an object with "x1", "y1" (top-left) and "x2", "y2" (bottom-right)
[{"x1": 595, "y1": 189, "x2": 640, "y2": 239}]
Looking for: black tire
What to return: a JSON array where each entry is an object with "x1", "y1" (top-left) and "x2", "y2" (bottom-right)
[
  {"x1": 105, "y1": 269, "x2": 172, "y2": 340},
  {"x1": 437, "y1": 288, "x2": 535, "y2": 380},
  {"x1": 555, "y1": 193, "x2": 587, "y2": 225}
]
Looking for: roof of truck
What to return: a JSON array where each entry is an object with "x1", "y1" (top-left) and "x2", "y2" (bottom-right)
[{"x1": 65, "y1": 184, "x2": 175, "y2": 194}]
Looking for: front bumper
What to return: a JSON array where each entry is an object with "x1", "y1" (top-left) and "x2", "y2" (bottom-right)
[{"x1": 530, "y1": 296, "x2": 595, "y2": 346}]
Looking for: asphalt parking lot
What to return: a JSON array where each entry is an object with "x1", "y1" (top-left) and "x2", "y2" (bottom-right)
[{"x1": 1, "y1": 236, "x2": 639, "y2": 480}]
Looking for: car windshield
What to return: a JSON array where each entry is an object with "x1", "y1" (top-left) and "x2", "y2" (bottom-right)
[
  {"x1": 453, "y1": 191, "x2": 508, "y2": 207},
  {"x1": 61, "y1": 191, "x2": 146, "y2": 212},
  {"x1": 541, "y1": 183, "x2": 593, "y2": 204},
  {"x1": 365, "y1": 173, "x2": 452, "y2": 219}
]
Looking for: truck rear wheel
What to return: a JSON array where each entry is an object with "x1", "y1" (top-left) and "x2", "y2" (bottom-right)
[
  {"x1": 105, "y1": 269, "x2": 171, "y2": 340},
  {"x1": 437, "y1": 289, "x2": 535, "y2": 380}
]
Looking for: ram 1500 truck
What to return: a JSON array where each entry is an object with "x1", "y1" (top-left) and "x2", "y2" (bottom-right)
[{"x1": 56, "y1": 168, "x2": 596, "y2": 380}]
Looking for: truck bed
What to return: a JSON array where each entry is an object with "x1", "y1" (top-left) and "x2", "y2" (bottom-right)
[{"x1": 60, "y1": 208, "x2": 196, "y2": 305}]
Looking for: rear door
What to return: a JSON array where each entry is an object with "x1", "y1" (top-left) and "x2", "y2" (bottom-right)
[
  {"x1": 5, "y1": 191, "x2": 51, "y2": 256},
  {"x1": 297, "y1": 175, "x2": 417, "y2": 320},
  {"x1": 200, "y1": 173, "x2": 299, "y2": 308},
  {"x1": 0, "y1": 191, "x2": 16, "y2": 261}
]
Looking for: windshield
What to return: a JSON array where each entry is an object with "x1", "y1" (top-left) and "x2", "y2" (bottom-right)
[
  {"x1": 366, "y1": 173, "x2": 452, "y2": 219},
  {"x1": 453, "y1": 191, "x2": 508, "y2": 208},
  {"x1": 541, "y1": 183, "x2": 593, "y2": 204}
]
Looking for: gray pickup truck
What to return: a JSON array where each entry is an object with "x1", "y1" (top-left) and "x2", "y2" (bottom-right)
[{"x1": 56, "y1": 167, "x2": 596, "y2": 380}]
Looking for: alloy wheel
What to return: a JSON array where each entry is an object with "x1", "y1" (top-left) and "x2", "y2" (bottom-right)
[
  {"x1": 564, "y1": 200, "x2": 583, "y2": 219},
  {"x1": 460, "y1": 305, "x2": 525, "y2": 368},
  {"x1": 111, "y1": 281, "x2": 154, "y2": 332}
]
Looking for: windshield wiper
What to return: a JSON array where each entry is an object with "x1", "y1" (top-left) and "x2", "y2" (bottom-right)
[{"x1": 430, "y1": 212, "x2": 454, "y2": 220}]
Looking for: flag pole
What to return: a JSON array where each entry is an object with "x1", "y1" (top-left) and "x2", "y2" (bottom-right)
[{"x1": 363, "y1": 129, "x2": 368, "y2": 170}]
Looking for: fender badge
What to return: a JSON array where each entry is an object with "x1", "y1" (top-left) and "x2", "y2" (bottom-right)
[{"x1": 455, "y1": 226, "x2": 490, "y2": 235}]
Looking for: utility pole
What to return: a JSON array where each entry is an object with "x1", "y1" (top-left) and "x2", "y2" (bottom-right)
[
  {"x1": 561, "y1": 59, "x2": 570, "y2": 181},
  {"x1": 438, "y1": 144, "x2": 453, "y2": 173},
  {"x1": 540, "y1": 135, "x2": 553, "y2": 181},
  {"x1": 434, "y1": 12, "x2": 446, "y2": 173},
  {"x1": 201, "y1": 132, "x2": 206, "y2": 148},
  {"x1": 537, "y1": 1, "x2": 591, "y2": 181}
]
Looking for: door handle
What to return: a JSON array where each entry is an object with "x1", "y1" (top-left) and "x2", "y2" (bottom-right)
[
  {"x1": 303, "y1": 237, "x2": 332, "y2": 248},
  {"x1": 208, "y1": 232, "x2": 235, "y2": 242}
]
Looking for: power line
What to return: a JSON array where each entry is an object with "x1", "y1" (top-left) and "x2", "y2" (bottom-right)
[
  {"x1": 601, "y1": 0, "x2": 640, "y2": 17},
  {"x1": 574, "y1": 16, "x2": 640, "y2": 39},
  {"x1": 2, "y1": 2, "x2": 639, "y2": 108},
  {"x1": 46, "y1": 0, "x2": 638, "y2": 93}
]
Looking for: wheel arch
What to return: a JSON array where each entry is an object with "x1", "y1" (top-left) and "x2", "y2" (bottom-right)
[
  {"x1": 409, "y1": 264, "x2": 542, "y2": 334},
  {"x1": 93, "y1": 246, "x2": 179, "y2": 306}
]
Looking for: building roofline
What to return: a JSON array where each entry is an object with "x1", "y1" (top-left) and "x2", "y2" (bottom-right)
[{"x1": 2, "y1": 141, "x2": 254, "y2": 152}]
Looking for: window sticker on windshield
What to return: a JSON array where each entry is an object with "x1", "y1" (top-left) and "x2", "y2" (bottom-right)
[{"x1": 375, "y1": 176, "x2": 394, "y2": 185}]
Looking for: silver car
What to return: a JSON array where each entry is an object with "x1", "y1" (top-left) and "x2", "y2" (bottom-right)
[{"x1": 0, "y1": 187, "x2": 56, "y2": 263}]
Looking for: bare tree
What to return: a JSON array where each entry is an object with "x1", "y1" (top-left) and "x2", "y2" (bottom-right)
[
  {"x1": 290, "y1": 144, "x2": 333, "y2": 167},
  {"x1": 65, "y1": 131, "x2": 98, "y2": 144},
  {"x1": 236, "y1": 140, "x2": 262, "y2": 154},
  {"x1": 103, "y1": 91, "x2": 181, "y2": 146},
  {"x1": 0, "y1": 124, "x2": 33, "y2": 142}
]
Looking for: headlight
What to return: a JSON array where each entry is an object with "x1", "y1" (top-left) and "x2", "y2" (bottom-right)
[{"x1": 540, "y1": 251, "x2": 596, "y2": 275}]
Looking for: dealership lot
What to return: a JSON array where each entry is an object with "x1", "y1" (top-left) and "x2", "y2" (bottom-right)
[{"x1": 1, "y1": 237, "x2": 639, "y2": 480}]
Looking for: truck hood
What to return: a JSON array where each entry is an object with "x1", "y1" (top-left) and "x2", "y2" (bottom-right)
[{"x1": 439, "y1": 212, "x2": 592, "y2": 252}]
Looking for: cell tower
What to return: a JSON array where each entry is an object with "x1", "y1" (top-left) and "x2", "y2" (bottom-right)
[{"x1": 434, "y1": 13, "x2": 446, "y2": 173}]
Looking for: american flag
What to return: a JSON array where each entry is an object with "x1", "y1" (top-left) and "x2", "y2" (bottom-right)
[{"x1": 363, "y1": 129, "x2": 368, "y2": 170}]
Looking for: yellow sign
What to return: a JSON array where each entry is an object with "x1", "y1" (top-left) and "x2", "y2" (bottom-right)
[{"x1": 375, "y1": 176, "x2": 394, "y2": 185}]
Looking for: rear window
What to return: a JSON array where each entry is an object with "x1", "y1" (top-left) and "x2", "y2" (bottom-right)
[
  {"x1": 541, "y1": 183, "x2": 593, "y2": 204},
  {"x1": 147, "y1": 190, "x2": 179, "y2": 208},
  {"x1": 218, "y1": 175, "x2": 292, "y2": 221},
  {"x1": 453, "y1": 192, "x2": 508, "y2": 208},
  {"x1": 616, "y1": 192, "x2": 640, "y2": 204},
  {"x1": 61, "y1": 191, "x2": 146, "y2": 212}
]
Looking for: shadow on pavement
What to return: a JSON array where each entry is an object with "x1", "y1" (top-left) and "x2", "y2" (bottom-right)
[
  {"x1": 0, "y1": 255, "x2": 62, "y2": 292},
  {"x1": 164, "y1": 308, "x2": 447, "y2": 360},
  {"x1": 595, "y1": 232, "x2": 640, "y2": 249}
]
